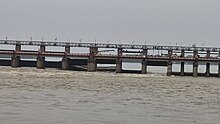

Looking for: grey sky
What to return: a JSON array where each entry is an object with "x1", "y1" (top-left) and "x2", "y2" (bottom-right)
[{"x1": 0, "y1": 0, "x2": 220, "y2": 46}]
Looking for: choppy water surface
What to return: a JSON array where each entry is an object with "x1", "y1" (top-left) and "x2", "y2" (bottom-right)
[{"x1": 0, "y1": 67, "x2": 220, "y2": 124}]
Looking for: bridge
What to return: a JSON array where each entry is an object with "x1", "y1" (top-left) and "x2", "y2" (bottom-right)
[{"x1": 0, "y1": 39, "x2": 220, "y2": 77}]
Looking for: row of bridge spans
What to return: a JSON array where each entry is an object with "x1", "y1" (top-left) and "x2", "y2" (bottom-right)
[{"x1": 0, "y1": 39, "x2": 220, "y2": 77}]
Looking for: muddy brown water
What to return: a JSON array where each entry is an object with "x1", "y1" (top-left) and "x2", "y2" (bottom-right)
[{"x1": 0, "y1": 67, "x2": 220, "y2": 124}]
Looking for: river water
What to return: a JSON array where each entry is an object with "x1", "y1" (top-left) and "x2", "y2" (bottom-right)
[{"x1": 0, "y1": 67, "x2": 220, "y2": 124}]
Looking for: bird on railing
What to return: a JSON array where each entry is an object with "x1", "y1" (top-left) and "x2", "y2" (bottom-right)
[{"x1": 55, "y1": 38, "x2": 58, "y2": 42}]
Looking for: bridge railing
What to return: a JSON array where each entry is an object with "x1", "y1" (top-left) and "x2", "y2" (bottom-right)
[{"x1": 1, "y1": 40, "x2": 220, "y2": 52}]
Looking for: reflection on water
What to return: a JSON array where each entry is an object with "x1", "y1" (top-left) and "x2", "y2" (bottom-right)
[{"x1": 0, "y1": 67, "x2": 220, "y2": 124}]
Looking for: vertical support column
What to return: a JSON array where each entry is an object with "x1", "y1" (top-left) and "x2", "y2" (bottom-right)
[
  {"x1": 206, "y1": 50, "x2": 211, "y2": 77},
  {"x1": 218, "y1": 51, "x2": 220, "y2": 78},
  {"x1": 62, "y1": 46, "x2": 70, "y2": 70},
  {"x1": 167, "y1": 49, "x2": 173, "y2": 76},
  {"x1": 37, "y1": 45, "x2": 46, "y2": 69},
  {"x1": 87, "y1": 47, "x2": 98, "y2": 72},
  {"x1": 11, "y1": 43, "x2": 21, "y2": 68},
  {"x1": 116, "y1": 48, "x2": 123, "y2": 73},
  {"x1": 16, "y1": 43, "x2": 21, "y2": 52},
  {"x1": 218, "y1": 63, "x2": 220, "y2": 78},
  {"x1": 141, "y1": 49, "x2": 148, "y2": 74},
  {"x1": 180, "y1": 49, "x2": 185, "y2": 76},
  {"x1": 193, "y1": 50, "x2": 198, "y2": 77}
]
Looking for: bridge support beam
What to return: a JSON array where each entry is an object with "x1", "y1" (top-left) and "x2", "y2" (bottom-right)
[
  {"x1": 16, "y1": 43, "x2": 21, "y2": 52},
  {"x1": 62, "y1": 46, "x2": 70, "y2": 70},
  {"x1": 87, "y1": 47, "x2": 98, "y2": 72},
  {"x1": 11, "y1": 55, "x2": 20, "y2": 67},
  {"x1": 180, "y1": 49, "x2": 185, "y2": 76},
  {"x1": 11, "y1": 43, "x2": 21, "y2": 68},
  {"x1": 36, "y1": 45, "x2": 46, "y2": 69},
  {"x1": 116, "y1": 48, "x2": 123, "y2": 73},
  {"x1": 167, "y1": 50, "x2": 173, "y2": 76},
  {"x1": 62, "y1": 57, "x2": 70, "y2": 70},
  {"x1": 37, "y1": 56, "x2": 45, "y2": 69},
  {"x1": 180, "y1": 62, "x2": 185, "y2": 76},
  {"x1": 206, "y1": 63, "x2": 211, "y2": 77},
  {"x1": 193, "y1": 62, "x2": 198, "y2": 77},
  {"x1": 205, "y1": 50, "x2": 211, "y2": 77},
  {"x1": 167, "y1": 61, "x2": 172, "y2": 76},
  {"x1": 193, "y1": 50, "x2": 198, "y2": 77},
  {"x1": 141, "y1": 49, "x2": 148, "y2": 74},
  {"x1": 218, "y1": 63, "x2": 220, "y2": 78},
  {"x1": 218, "y1": 51, "x2": 220, "y2": 78}
]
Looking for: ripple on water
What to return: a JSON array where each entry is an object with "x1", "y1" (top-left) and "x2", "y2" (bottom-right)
[{"x1": 0, "y1": 67, "x2": 220, "y2": 124}]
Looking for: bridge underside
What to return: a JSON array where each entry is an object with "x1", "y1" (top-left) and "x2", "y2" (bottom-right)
[{"x1": 0, "y1": 58, "x2": 168, "y2": 70}]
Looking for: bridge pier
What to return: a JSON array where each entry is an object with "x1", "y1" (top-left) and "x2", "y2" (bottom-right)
[
  {"x1": 218, "y1": 63, "x2": 220, "y2": 78},
  {"x1": 180, "y1": 62, "x2": 185, "y2": 76},
  {"x1": 62, "y1": 57, "x2": 70, "y2": 70},
  {"x1": 180, "y1": 49, "x2": 185, "y2": 76},
  {"x1": 193, "y1": 50, "x2": 198, "y2": 77},
  {"x1": 37, "y1": 56, "x2": 45, "y2": 69},
  {"x1": 36, "y1": 45, "x2": 45, "y2": 69},
  {"x1": 206, "y1": 63, "x2": 210, "y2": 77},
  {"x1": 193, "y1": 61, "x2": 198, "y2": 77},
  {"x1": 167, "y1": 50, "x2": 173, "y2": 76},
  {"x1": 87, "y1": 47, "x2": 98, "y2": 72},
  {"x1": 218, "y1": 51, "x2": 220, "y2": 78},
  {"x1": 11, "y1": 43, "x2": 21, "y2": 67},
  {"x1": 141, "y1": 49, "x2": 148, "y2": 74},
  {"x1": 167, "y1": 61, "x2": 172, "y2": 76},
  {"x1": 116, "y1": 48, "x2": 123, "y2": 73},
  {"x1": 62, "y1": 46, "x2": 70, "y2": 70},
  {"x1": 11, "y1": 55, "x2": 20, "y2": 67},
  {"x1": 205, "y1": 50, "x2": 211, "y2": 77}
]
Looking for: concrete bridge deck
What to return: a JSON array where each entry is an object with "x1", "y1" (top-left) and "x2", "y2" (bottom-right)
[
  {"x1": 0, "y1": 50, "x2": 219, "y2": 62},
  {"x1": 1, "y1": 40, "x2": 220, "y2": 52}
]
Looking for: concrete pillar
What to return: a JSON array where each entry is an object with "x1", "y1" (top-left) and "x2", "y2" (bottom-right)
[
  {"x1": 64, "y1": 46, "x2": 70, "y2": 53},
  {"x1": 16, "y1": 43, "x2": 21, "y2": 52},
  {"x1": 37, "y1": 56, "x2": 45, "y2": 69},
  {"x1": 87, "y1": 47, "x2": 98, "y2": 72},
  {"x1": 180, "y1": 49, "x2": 185, "y2": 76},
  {"x1": 62, "y1": 46, "x2": 70, "y2": 70},
  {"x1": 193, "y1": 50, "x2": 198, "y2": 77},
  {"x1": 206, "y1": 50, "x2": 211, "y2": 77},
  {"x1": 37, "y1": 45, "x2": 46, "y2": 69},
  {"x1": 218, "y1": 51, "x2": 220, "y2": 78},
  {"x1": 39, "y1": 45, "x2": 45, "y2": 52},
  {"x1": 218, "y1": 63, "x2": 220, "y2": 78},
  {"x1": 180, "y1": 62, "x2": 184, "y2": 76},
  {"x1": 11, "y1": 55, "x2": 20, "y2": 67},
  {"x1": 167, "y1": 61, "x2": 172, "y2": 76},
  {"x1": 141, "y1": 49, "x2": 148, "y2": 74},
  {"x1": 116, "y1": 48, "x2": 123, "y2": 73},
  {"x1": 193, "y1": 61, "x2": 198, "y2": 77},
  {"x1": 62, "y1": 57, "x2": 70, "y2": 70},
  {"x1": 206, "y1": 63, "x2": 211, "y2": 77},
  {"x1": 193, "y1": 50, "x2": 198, "y2": 58},
  {"x1": 11, "y1": 44, "x2": 21, "y2": 68},
  {"x1": 167, "y1": 49, "x2": 173, "y2": 76}
]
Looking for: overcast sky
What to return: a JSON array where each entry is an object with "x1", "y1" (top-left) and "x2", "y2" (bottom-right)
[{"x1": 0, "y1": 0, "x2": 220, "y2": 47}]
